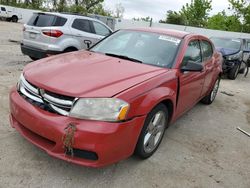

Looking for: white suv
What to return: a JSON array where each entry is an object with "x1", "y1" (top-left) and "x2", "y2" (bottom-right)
[{"x1": 21, "y1": 12, "x2": 113, "y2": 60}]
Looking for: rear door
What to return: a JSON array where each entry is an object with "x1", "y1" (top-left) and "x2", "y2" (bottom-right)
[
  {"x1": 200, "y1": 39, "x2": 216, "y2": 96},
  {"x1": 71, "y1": 18, "x2": 101, "y2": 49},
  {"x1": 176, "y1": 39, "x2": 206, "y2": 116}
]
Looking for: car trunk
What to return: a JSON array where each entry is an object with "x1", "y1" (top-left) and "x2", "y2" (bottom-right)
[{"x1": 23, "y1": 13, "x2": 67, "y2": 51}]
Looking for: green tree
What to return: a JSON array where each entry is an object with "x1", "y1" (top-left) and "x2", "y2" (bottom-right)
[
  {"x1": 163, "y1": 10, "x2": 186, "y2": 25},
  {"x1": 180, "y1": 0, "x2": 212, "y2": 27},
  {"x1": 229, "y1": 0, "x2": 250, "y2": 32},
  {"x1": 207, "y1": 11, "x2": 242, "y2": 32}
]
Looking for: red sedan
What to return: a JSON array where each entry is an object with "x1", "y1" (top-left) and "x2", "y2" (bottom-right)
[{"x1": 9, "y1": 28, "x2": 222, "y2": 167}]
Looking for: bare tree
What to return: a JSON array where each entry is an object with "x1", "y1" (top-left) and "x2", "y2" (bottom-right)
[{"x1": 114, "y1": 3, "x2": 124, "y2": 18}]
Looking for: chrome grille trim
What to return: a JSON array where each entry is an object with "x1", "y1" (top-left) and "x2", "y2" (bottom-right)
[
  {"x1": 20, "y1": 74, "x2": 40, "y2": 97},
  {"x1": 20, "y1": 83, "x2": 43, "y2": 103},
  {"x1": 19, "y1": 74, "x2": 75, "y2": 116},
  {"x1": 43, "y1": 93, "x2": 73, "y2": 106}
]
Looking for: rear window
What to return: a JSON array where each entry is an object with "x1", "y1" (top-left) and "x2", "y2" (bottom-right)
[
  {"x1": 27, "y1": 13, "x2": 67, "y2": 27},
  {"x1": 1, "y1": 7, "x2": 6, "y2": 11}
]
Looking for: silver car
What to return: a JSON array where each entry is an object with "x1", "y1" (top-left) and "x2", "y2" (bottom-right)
[{"x1": 21, "y1": 12, "x2": 113, "y2": 60}]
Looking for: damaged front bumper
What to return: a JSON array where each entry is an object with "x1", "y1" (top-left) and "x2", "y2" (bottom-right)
[{"x1": 9, "y1": 87, "x2": 146, "y2": 167}]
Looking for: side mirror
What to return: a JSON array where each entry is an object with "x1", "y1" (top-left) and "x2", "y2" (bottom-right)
[
  {"x1": 181, "y1": 61, "x2": 203, "y2": 72},
  {"x1": 84, "y1": 40, "x2": 92, "y2": 49}
]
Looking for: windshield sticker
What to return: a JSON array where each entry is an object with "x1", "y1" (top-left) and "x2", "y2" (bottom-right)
[
  {"x1": 159, "y1": 36, "x2": 181, "y2": 45},
  {"x1": 232, "y1": 39, "x2": 241, "y2": 43}
]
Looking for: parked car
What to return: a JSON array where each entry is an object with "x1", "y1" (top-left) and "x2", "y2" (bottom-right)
[
  {"x1": 21, "y1": 12, "x2": 113, "y2": 60},
  {"x1": 10, "y1": 28, "x2": 222, "y2": 167},
  {"x1": 0, "y1": 5, "x2": 22, "y2": 22},
  {"x1": 210, "y1": 37, "x2": 250, "y2": 79}
]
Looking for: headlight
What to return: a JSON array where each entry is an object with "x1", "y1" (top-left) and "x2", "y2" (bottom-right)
[
  {"x1": 226, "y1": 52, "x2": 242, "y2": 61},
  {"x1": 69, "y1": 98, "x2": 129, "y2": 122}
]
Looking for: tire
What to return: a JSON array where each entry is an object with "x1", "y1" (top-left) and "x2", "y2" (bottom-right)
[
  {"x1": 228, "y1": 64, "x2": 240, "y2": 80},
  {"x1": 64, "y1": 47, "x2": 78, "y2": 53},
  {"x1": 135, "y1": 104, "x2": 168, "y2": 159},
  {"x1": 201, "y1": 77, "x2": 220, "y2": 105},
  {"x1": 11, "y1": 16, "x2": 18, "y2": 23},
  {"x1": 29, "y1": 56, "x2": 39, "y2": 61},
  {"x1": 238, "y1": 63, "x2": 245, "y2": 74}
]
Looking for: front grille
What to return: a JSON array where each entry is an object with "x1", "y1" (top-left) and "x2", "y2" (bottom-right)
[{"x1": 18, "y1": 74, "x2": 76, "y2": 115}]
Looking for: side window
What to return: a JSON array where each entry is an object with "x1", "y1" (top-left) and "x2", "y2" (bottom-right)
[
  {"x1": 1, "y1": 7, "x2": 6, "y2": 11},
  {"x1": 92, "y1": 21, "x2": 111, "y2": 36},
  {"x1": 246, "y1": 41, "x2": 250, "y2": 50},
  {"x1": 72, "y1": 19, "x2": 92, "y2": 33},
  {"x1": 201, "y1": 40, "x2": 213, "y2": 61},
  {"x1": 182, "y1": 40, "x2": 202, "y2": 66}
]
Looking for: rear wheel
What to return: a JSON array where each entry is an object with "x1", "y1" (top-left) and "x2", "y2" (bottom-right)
[
  {"x1": 63, "y1": 47, "x2": 78, "y2": 53},
  {"x1": 29, "y1": 56, "x2": 39, "y2": 61},
  {"x1": 201, "y1": 77, "x2": 220, "y2": 105},
  {"x1": 11, "y1": 16, "x2": 18, "y2": 23},
  {"x1": 135, "y1": 104, "x2": 168, "y2": 159},
  {"x1": 228, "y1": 64, "x2": 239, "y2": 80}
]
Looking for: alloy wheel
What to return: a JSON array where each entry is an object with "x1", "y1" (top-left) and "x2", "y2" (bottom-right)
[{"x1": 143, "y1": 111, "x2": 166, "y2": 153}]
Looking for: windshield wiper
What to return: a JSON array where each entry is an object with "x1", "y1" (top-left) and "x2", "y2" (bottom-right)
[{"x1": 105, "y1": 53, "x2": 143, "y2": 63}]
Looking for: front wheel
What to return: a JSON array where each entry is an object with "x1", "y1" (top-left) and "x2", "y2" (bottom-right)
[
  {"x1": 135, "y1": 104, "x2": 168, "y2": 159},
  {"x1": 228, "y1": 64, "x2": 239, "y2": 80},
  {"x1": 201, "y1": 77, "x2": 220, "y2": 105},
  {"x1": 11, "y1": 16, "x2": 18, "y2": 22}
]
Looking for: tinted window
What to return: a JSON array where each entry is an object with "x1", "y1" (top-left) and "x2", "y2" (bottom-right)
[
  {"x1": 72, "y1": 19, "x2": 92, "y2": 33},
  {"x1": 93, "y1": 21, "x2": 111, "y2": 36},
  {"x1": 201, "y1": 40, "x2": 213, "y2": 61},
  {"x1": 27, "y1": 13, "x2": 67, "y2": 27},
  {"x1": 91, "y1": 30, "x2": 181, "y2": 68},
  {"x1": 1, "y1": 7, "x2": 6, "y2": 11},
  {"x1": 182, "y1": 40, "x2": 202, "y2": 66}
]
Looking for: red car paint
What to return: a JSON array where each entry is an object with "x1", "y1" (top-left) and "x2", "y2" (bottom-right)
[{"x1": 9, "y1": 28, "x2": 222, "y2": 167}]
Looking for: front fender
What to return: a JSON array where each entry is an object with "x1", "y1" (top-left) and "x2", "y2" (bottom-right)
[{"x1": 127, "y1": 86, "x2": 177, "y2": 119}]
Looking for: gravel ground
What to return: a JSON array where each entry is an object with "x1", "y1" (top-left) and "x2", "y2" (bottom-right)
[{"x1": 0, "y1": 21, "x2": 250, "y2": 188}]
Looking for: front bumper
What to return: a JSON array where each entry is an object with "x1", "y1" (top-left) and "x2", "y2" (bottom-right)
[
  {"x1": 222, "y1": 59, "x2": 241, "y2": 73},
  {"x1": 9, "y1": 88, "x2": 146, "y2": 167},
  {"x1": 21, "y1": 43, "x2": 61, "y2": 59}
]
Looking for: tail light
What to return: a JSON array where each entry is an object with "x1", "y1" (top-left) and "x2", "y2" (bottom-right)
[{"x1": 42, "y1": 30, "x2": 63, "y2": 38}]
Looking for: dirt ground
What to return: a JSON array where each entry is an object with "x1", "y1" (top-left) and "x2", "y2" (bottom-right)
[{"x1": 0, "y1": 21, "x2": 250, "y2": 188}]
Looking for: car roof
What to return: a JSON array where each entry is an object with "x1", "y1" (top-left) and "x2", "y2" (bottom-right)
[
  {"x1": 38, "y1": 12, "x2": 101, "y2": 22},
  {"x1": 125, "y1": 27, "x2": 190, "y2": 39},
  {"x1": 34, "y1": 12, "x2": 113, "y2": 30}
]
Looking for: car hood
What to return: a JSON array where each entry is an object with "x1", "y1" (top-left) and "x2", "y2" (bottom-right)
[
  {"x1": 216, "y1": 47, "x2": 239, "y2": 56},
  {"x1": 24, "y1": 51, "x2": 168, "y2": 98}
]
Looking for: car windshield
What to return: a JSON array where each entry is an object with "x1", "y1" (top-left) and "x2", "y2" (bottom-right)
[
  {"x1": 210, "y1": 37, "x2": 241, "y2": 50},
  {"x1": 90, "y1": 30, "x2": 181, "y2": 68}
]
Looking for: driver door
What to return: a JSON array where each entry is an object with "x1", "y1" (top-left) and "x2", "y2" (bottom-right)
[{"x1": 176, "y1": 39, "x2": 206, "y2": 116}]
